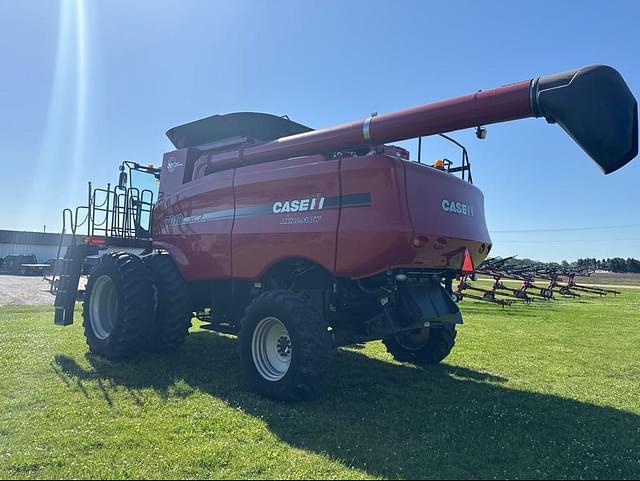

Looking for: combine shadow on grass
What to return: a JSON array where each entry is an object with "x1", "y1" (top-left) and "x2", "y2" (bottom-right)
[{"x1": 55, "y1": 332, "x2": 640, "y2": 479}]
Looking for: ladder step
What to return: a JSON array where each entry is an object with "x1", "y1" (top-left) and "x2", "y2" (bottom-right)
[{"x1": 52, "y1": 244, "x2": 99, "y2": 327}]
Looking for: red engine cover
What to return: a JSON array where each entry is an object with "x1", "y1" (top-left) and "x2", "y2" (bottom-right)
[{"x1": 153, "y1": 152, "x2": 492, "y2": 282}]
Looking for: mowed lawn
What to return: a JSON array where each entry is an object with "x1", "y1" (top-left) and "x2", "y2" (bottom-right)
[{"x1": 1, "y1": 291, "x2": 639, "y2": 479}]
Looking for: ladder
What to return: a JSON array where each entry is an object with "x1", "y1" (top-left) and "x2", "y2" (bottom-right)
[
  {"x1": 51, "y1": 207, "x2": 94, "y2": 326},
  {"x1": 51, "y1": 181, "x2": 156, "y2": 326},
  {"x1": 53, "y1": 244, "x2": 99, "y2": 326}
]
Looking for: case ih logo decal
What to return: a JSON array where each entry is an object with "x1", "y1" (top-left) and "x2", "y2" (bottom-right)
[
  {"x1": 165, "y1": 193, "x2": 371, "y2": 227},
  {"x1": 272, "y1": 196, "x2": 325, "y2": 214},
  {"x1": 441, "y1": 199, "x2": 474, "y2": 217},
  {"x1": 166, "y1": 158, "x2": 184, "y2": 173}
]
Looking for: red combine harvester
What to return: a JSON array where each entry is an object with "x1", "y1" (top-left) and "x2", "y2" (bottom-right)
[{"x1": 52, "y1": 65, "x2": 637, "y2": 400}]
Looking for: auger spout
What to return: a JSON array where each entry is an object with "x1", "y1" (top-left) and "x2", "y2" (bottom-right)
[
  {"x1": 169, "y1": 65, "x2": 637, "y2": 175},
  {"x1": 531, "y1": 65, "x2": 637, "y2": 174}
]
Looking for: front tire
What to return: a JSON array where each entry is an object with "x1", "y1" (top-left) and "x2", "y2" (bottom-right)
[
  {"x1": 145, "y1": 253, "x2": 193, "y2": 353},
  {"x1": 83, "y1": 252, "x2": 154, "y2": 360},
  {"x1": 239, "y1": 290, "x2": 332, "y2": 401},
  {"x1": 383, "y1": 324, "x2": 457, "y2": 365}
]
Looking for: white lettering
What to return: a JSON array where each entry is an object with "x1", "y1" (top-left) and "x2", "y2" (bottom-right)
[
  {"x1": 273, "y1": 196, "x2": 327, "y2": 215},
  {"x1": 441, "y1": 199, "x2": 474, "y2": 217}
]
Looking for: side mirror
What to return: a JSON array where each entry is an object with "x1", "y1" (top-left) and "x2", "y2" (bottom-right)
[{"x1": 118, "y1": 171, "x2": 128, "y2": 188}]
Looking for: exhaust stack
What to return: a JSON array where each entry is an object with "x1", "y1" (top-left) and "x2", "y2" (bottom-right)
[{"x1": 175, "y1": 65, "x2": 637, "y2": 175}]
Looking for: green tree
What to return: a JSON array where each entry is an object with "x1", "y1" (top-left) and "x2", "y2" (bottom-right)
[
  {"x1": 626, "y1": 258, "x2": 640, "y2": 273},
  {"x1": 608, "y1": 258, "x2": 628, "y2": 273}
]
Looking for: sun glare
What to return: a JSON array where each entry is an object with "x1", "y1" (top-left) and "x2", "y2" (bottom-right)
[{"x1": 27, "y1": 0, "x2": 88, "y2": 229}]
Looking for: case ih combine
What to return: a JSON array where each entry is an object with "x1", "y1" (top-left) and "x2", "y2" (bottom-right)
[{"x1": 52, "y1": 65, "x2": 637, "y2": 400}]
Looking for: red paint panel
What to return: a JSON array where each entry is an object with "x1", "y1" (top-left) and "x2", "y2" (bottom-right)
[
  {"x1": 232, "y1": 156, "x2": 340, "y2": 279},
  {"x1": 153, "y1": 170, "x2": 235, "y2": 281},
  {"x1": 336, "y1": 156, "x2": 493, "y2": 277},
  {"x1": 403, "y1": 161, "x2": 492, "y2": 269},
  {"x1": 336, "y1": 155, "x2": 415, "y2": 278}
]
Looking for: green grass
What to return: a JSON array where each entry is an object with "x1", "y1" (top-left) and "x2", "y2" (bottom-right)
[
  {"x1": 476, "y1": 272, "x2": 640, "y2": 288},
  {"x1": 1, "y1": 292, "x2": 639, "y2": 479},
  {"x1": 579, "y1": 272, "x2": 640, "y2": 287}
]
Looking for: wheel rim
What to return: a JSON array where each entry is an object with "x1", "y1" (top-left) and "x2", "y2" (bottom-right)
[
  {"x1": 251, "y1": 316, "x2": 292, "y2": 382},
  {"x1": 483, "y1": 292, "x2": 495, "y2": 301},
  {"x1": 89, "y1": 275, "x2": 118, "y2": 340},
  {"x1": 396, "y1": 328, "x2": 431, "y2": 351}
]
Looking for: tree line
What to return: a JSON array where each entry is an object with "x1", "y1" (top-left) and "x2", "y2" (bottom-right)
[
  {"x1": 497, "y1": 257, "x2": 640, "y2": 273},
  {"x1": 575, "y1": 257, "x2": 640, "y2": 273}
]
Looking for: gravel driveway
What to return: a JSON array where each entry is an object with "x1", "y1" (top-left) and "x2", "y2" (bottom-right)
[{"x1": 0, "y1": 275, "x2": 56, "y2": 306}]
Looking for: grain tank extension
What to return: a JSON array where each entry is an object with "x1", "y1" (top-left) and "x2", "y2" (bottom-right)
[{"x1": 52, "y1": 65, "x2": 637, "y2": 400}]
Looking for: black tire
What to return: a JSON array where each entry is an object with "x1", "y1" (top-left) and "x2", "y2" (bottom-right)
[
  {"x1": 383, "y1": 324, "x2": 457, "y2": 365},
  {"x1": 145, "y1": 253, "x2": 193, "y2": 353},
  {"x1": 451, "y1": 292, "x2": 463, "y2": 303},
  {"x1": 239, "y1": 290, "x2": 332, "y2": 401},
  {"x1": 83, "y1": 252, "x2": 154, "y2": 360}
]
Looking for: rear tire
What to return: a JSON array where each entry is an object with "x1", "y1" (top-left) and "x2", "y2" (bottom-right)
[
  {"x1": 383, "y1": 324, "x2": 457, "y2": 365},
  {"x1": 145, "y1": 253, "x2": 193, "y2": 353},
  {"x1": 559, "y1": 287, "x2": 572, "y2": 296},
  {"x1": 239, "y1": 290, "x2": 332, "y2": 401},
  {"x1": 83, "y1": 252, "x2": 154, "y2": 360}
]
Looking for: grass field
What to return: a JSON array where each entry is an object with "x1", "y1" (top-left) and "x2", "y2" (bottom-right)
[
  {"x1": 578, "y1": 272, "x2": 640, "y2": 287},
  {"x1": 475, "y1": 272, "x2": 640, "y2": 289},
  {"x1": 1, "y1": 291, "x2": 639, "y2": 479}
]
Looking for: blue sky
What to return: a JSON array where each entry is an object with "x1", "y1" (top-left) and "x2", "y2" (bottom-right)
[{"x1": 0, "y1": 0, "x2": 638, "y2": 262}]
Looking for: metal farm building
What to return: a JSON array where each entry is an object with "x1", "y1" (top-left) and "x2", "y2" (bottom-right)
[{"x1": 0, "y1": 230, "x2": 79, "y2": 263}]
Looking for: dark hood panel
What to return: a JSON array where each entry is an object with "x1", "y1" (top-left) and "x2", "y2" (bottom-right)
[{"x1": 166, "y1": 112, "x2": 313, "y2": 149}]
